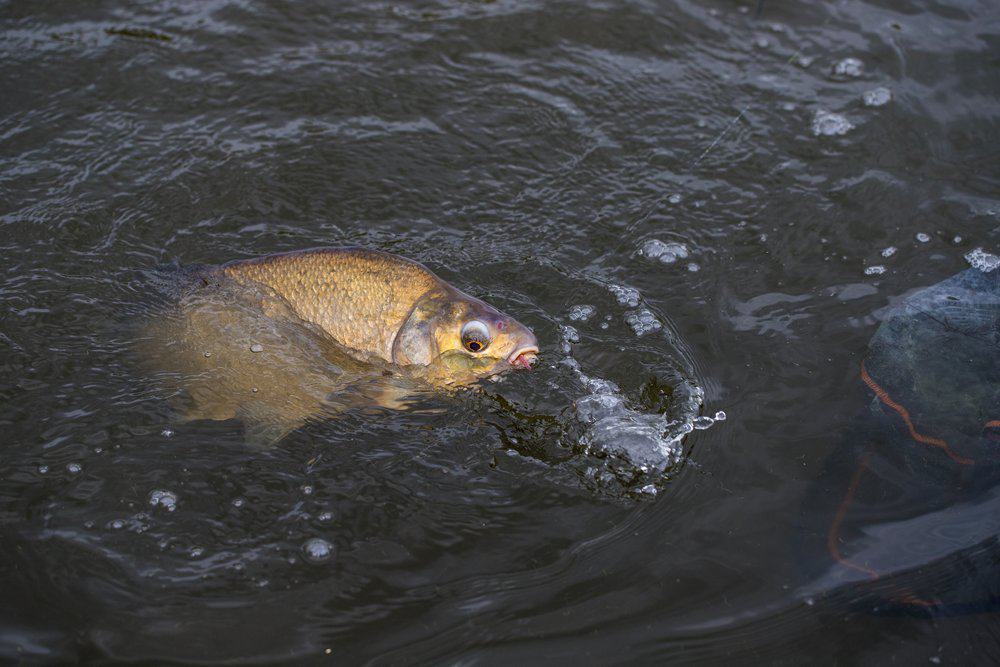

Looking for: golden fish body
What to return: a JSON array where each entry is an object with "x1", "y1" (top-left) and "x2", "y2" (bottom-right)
[{"x1": 139, "y1": 247, "x2": 538, "y2": 443}]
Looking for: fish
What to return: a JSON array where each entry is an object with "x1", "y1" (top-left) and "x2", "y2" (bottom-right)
[{"x1": 137, "y1": 247, "x2": 539, "y2": 444}]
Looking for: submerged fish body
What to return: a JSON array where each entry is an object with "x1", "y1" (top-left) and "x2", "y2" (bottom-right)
[{"x1": 138, "y1": 247, "x2": 538, "y2": 443}]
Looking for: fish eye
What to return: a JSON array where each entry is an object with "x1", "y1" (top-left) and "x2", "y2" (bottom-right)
[{"x1": 461, "y1": 320, "x2": 491, "y2": 353}]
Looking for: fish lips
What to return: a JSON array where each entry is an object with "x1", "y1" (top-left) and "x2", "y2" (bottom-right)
[{"x1": 507, "y1": 345, "x2": 539, "y2": 369}]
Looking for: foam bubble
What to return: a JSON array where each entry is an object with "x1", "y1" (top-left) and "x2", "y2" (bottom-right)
[
  {"x1": 864, "y1": 265, "x2": 886, "y2": 276},
  {"x1": 66, "y1": 462, "x2": 82, "y2": 474},
  {"x1": 608, "y1": 284, "x2": 640, "y2": 307},
  {"x1": 249, "y1": 343, "x2": 264, "y2": 353},
  {"x1": 812, "y1": 110, "x2": 854, "y2": 136},
  {"x1": 568, "y1": 304, "x2": 596, "y2": 321},
  {"x1": 880, "y1": 246, "x2": 897, "y2": 258},
  {"x1": 624, "y1": 309, "x2": 663, "y2": 336},
  {"x1": 862, "y1": 87, "x2": 891, "y2": 107},
  {"x1": 964, "y1": 247, "x2": 1000, "y2": 273},
  {"x1": 916, "y1": 232, "x2": 931, "y2": 243},
  {"x1": 149, "y1": 489, "x2": 178, "y2": 512},
  {"x1": 640, "y1": 239, "x2": 690, "y2": 265},
  {"x1": 833, "y1": 57, "x2": 863, "y2": 78}
]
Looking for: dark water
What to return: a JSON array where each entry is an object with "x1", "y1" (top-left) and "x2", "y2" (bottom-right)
[{"x1": 3, "y1": 0, "x2": 1000, "y2": 662}]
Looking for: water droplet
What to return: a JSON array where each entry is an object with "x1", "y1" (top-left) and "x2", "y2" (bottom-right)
[
  {"x1": 66, "y1": 462, "x2": 82, "y2": 474},
  {"x1": 149, "y1": 489, "x2": 178, "y2": 512},
  {"x1": 568, "y1": 304, "x2": 595, "y2": 321},
  {"x1": 952, "y1": 235, "x2": 962, "y2": 244},
  {"x1": 232, "y1": 498, "x2": 245, "y2": 508},
  {"x1": 864, "y1": 265, "x2": 886, "y2": 276},
  {"x1": 203, "y1": 351, "x2": 212, "y2": 358},
  {"x1": 249, "y1": 343, "x2": 264, "y2": 353},
  {"x1": 881, "y1": 246, "x2": 897, "y2": 258},
  {"x1": 811, "y1": 110, "x2": 854, "y2": 136},
  {"x1": 862, "y1": 87, "x2": 892, "y2": 107},
  {"x1": 916, "y1": 232, "x2": 931, "y2": 243},
  {"x1": 303, "y1": 538, "x2": 335, "y2": 563},
  {"x1": 302, "y1": 485, "x2": 314, "y2": 496},
  {"x1": 251, "y1": 387, "x2": 259, "y2": 393},
  {"x1": 832, "y1": 57, "x2": 863, "y2": 78}
]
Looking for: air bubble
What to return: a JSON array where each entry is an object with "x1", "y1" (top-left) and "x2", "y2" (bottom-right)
[
  {"x1": 149, "y1": 489, "x2": 178, "y2": 512},
  {"x1": 232, "y1": 498, "x2": 245, "y2": 508},
  {"x1": 318, "y1": 511, "x2": 333, "y2": 522},
  {"x1": 916, "y1": 232, "x2": 931, "y2": 243},
  {"x1": 66, "y1": 462, "x2": 82, "y2": 474},
  {"x1": 38, "y1": 465, "x2": 48, "y2": 474},
  {"x1": 881, "y1": 246, "x2": 897, "y2": 258},
  {"x1": 249, "y1": 343, "x2": 264, "y2": 353},
  {"x1": 303, "y1": 538, "x2": 335, "y2": 563},
  {"x1": 108, "y1": 519, "x2": 125, "y2": 530}
]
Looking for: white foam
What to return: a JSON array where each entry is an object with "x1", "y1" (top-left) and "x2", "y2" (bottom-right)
[
  {"x1": 964, "y1": 247, "x2": 1000, "y2": 273},
  {"x1": 862, "y1": 87, "x2": 892, "y2": 107},
  {"x1": 812, "y1": 110, "x2": 854, "y2": 136},
  {"x1": 864, "y1": 265, "x2": 886, "y2": 276},
  {"x1": 833, "y1": 57, "x2": 863, "y2": 77},
  {"x1": 881, "y1": 246, "x2": 897, "y2": 258}
]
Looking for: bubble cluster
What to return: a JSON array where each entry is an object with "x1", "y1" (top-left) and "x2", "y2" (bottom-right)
[
  {"x1": 567, "y1": 304, "x2": 596, "y2": 321},
  {"x1": 864, "y1": 265, "x2": 886, "y2": 276},
  {"x1": 964, "y1": 247, "x2": 1000, "y2": 273},
  {"x1": 149, "y1": 489, "x2": 178, "y2": 512},
  {"x1": 862, "y1": 87, "x2": 892, "y2": 107},
  {"x1": 624, "y1": 309, "x2": 663, "y2": 337},
  {"x1": 640, "y1": 239, "x2": 689, "y2": 265},
  {"x1": 811, "y1": 110, "x2": 854, "y2": 136},
  {"x1": 608, "y1": 284, "x2": 640, "y2": 307},
  {"x1": 881, "y1": 246, "x2": 897, "y2": 258},
  {"x1": 833, "y1": 57, "x2": 863, "y2": 78}
]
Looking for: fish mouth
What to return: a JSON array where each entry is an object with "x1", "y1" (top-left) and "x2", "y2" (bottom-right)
[{"x1": 507, "y1": 346, "x2": 539, "y2": 369}]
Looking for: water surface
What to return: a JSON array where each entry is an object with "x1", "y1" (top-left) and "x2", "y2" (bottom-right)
[{"x1": 2, "y1": 0, "x2": 999, "y2": 662}]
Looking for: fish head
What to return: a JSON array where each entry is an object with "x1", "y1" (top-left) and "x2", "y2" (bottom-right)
[{"x1": 392, "y1": 285, "x2": 538, "y2": 384}]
